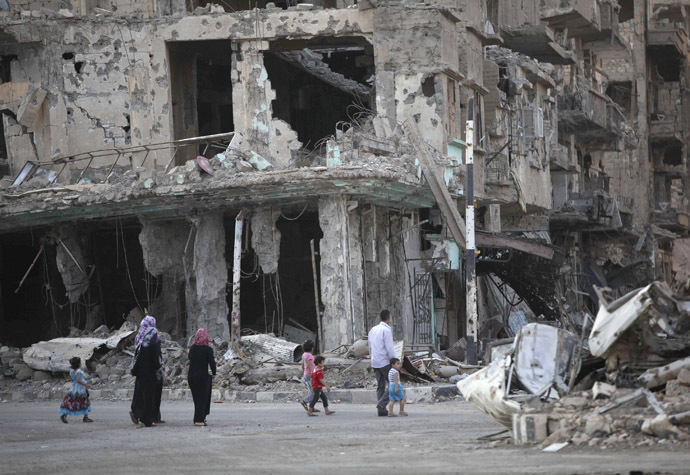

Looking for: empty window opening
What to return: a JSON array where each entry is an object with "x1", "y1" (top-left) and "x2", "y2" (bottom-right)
[
  {"x1": 265, "y1": 38, "x2": 374, "y2": 149},
  {"x1": 227, "y1": 210, "x2": 323, "y2": 339},
  {"x1": 74, "y1": 61, "x2": 84, "y2": 74},
  {"x1": 618, "y1": 0, "x2": 634, "y2": 22},
  {"x1": 62, "y1": 52, "x2": 74, "y2": 60},
  {"x1": 0, "y1": 54, "x2": 16, "y2": 83},
  {"x1": 650, "y1": 48, "x2": 682, "y2": 82},
  {"x1": 605, "y1": 81, "x2": 632, "y2": 118},
  {"x1": 663, "y1": 143, "x2": 683, "y2": 166},
  {"x1": 168, "y1": 40, "x2": 234, "y2": 165},
  {"x1": 92, "y1": 220, "x2": 164, "y2": 331}
]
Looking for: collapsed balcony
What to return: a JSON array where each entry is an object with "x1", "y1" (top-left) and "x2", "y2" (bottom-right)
[
  {"x1": 648, "y1": 2, "x2": 690, "y2": 55},
  {"x1": 541, "y1": 0, "x2": 620, "y2": 41},
  {"x1": 558, "y1": 85, "x2": 624, "y2": 142}
]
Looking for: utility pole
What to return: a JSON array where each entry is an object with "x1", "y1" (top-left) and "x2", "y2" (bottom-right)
[{"x1": 465, "y1": 98, "x2": 478, "y2": 364}]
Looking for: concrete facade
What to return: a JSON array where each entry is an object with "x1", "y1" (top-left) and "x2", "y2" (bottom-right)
[{"x1": 0, "y1": 0, "x2": 688, "y2": 357}]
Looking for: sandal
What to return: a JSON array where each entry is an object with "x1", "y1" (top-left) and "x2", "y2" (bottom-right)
[
  {"x1": 387, "y1": 412, "x2": 397, "y2": 417},
  {"x1": 325, "y1": 410, "x2": 336, "y2": 416},
  {"x1": 399, "y1": 411, "x2": 408, "y2": 416},
  {"x1": 313, "y1": 408, "x2": 321, "y2": 413},
  {"x1": 60, "y1": 414, "x2": 68, "y2": 424},
  {"x1": 129, "y1": 411, "x2": 139, "y2": 425},
  {"x1": 300, "y1": 401, "x2": 308, "y2": 412},
  {"x1": 194, "y1": 422, "x2": 205, "y2": 426}
]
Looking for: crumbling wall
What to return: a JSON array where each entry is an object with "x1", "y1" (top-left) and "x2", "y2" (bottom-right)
[
  {"x1": 361, "y1": 204, "x2": 408, "y2": 341},
  {"x1": 187, "y1": 212, "x2": 229, "y2": 340},
  {"x1": 373, "y1": 6, "x2": 459, "y2": 151},
  {"x1": 138, "y1": 218, "x2": 190, "y2": 334},
  {"x1": 0, "y1": 8, "x2": 373, "y2": 179},
  {"x1": 318, "y1": 196, "x2": 353, "y2": 349},
  {"x1": 250, "y1": 206, "x2": 280, "y2": 275},
  {"x1": 53, "y1": 224, "x2": 90, "y2": 304}
]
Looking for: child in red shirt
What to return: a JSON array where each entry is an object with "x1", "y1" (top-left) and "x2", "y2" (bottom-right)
[{"x1": 308, "y1": 355, "x2": 336, "y2": 416}]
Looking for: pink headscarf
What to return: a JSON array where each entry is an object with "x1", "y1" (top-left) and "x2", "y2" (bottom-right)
[{"x1": 192, "y1": 328, "x2": 209, "y2": 346}]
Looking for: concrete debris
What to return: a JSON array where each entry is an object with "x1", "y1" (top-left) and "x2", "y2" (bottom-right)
[
  {"x1": 22, "y1": 322, "x2": 136, "y2": 372},
  {"x1": 458, "y1": 282, "x2": 690, "y2": 448}
]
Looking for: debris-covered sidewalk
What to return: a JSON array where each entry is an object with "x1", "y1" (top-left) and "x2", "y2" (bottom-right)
[{"x1": 458, "y1": 281, "x2": 690, "y2": 449}]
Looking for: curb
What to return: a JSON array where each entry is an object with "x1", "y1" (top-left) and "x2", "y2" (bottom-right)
[{"x1": 0, "y1": 385, "x2": 460, "y2": 404}]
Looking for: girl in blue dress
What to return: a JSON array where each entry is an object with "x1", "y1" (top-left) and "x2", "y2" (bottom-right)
[{"x1": 59, "y1": 357, "x2": 93, "y2": 423}]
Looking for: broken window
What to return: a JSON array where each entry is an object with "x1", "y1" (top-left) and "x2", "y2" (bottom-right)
[
  {"x1": 605, "y1": 81, "x2": 632, "y2": 118},
  {"x1": 618, "y1": 0, "x2": 634, "y2": 22},
  {"x1": 168, "y1": 40, "x2": 234, "y2": 165},
  {"x1": 265, "y1": 37, "x2": 374, "y2": 150}
]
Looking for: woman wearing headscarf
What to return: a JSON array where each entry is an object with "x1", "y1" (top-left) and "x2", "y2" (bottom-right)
[
  {"x1": 188, "y1": 328, "x2": 216, "y2": 426},
  {"x1": 130, "y1": 315, "x2": 165, "y2": 427}
]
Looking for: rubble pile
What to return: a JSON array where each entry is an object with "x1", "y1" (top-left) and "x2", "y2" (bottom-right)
[
  {"x1": 1, "y1": 327, "x2": 456, "y2": 400},
  {"x1": 458, "y1": 281, "x2": 690, "y2": 449}
]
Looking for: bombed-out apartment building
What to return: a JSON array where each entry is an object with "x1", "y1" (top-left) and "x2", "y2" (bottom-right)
[{"x1": 0, "y1": 0, "x2": 688, "y2": 360}]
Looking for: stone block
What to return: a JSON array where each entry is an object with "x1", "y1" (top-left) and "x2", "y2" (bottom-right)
[
  {"x1": 12, "y1": 391, "x2": 26, "y2": 401},
  {"x1": 0, "y1": 392, "x2": 12, "y2": 401},
  {"x1": 350, "y1": 389, "x2": 377, "y2": 405},
  {"x1": 32, "y1": 370, "x2": 51, "y2": 381},
  {"x1": 238, "y1": 391, "x2": 256, "y2": 401},
  {"x1": 584, "y1": 415, "x2": 612, "y2": 437},
  {"x1": 327, "y1": 390, "x2": 353, "y2": 403},
  {"x1": 256, "y1": 391, "x2": 274, "y2": 402},
  {"x1": 211, "y1": 389, "x2": 222, "y2": 401},
  {"x1": 666, "y1": 380, "x2": 690, "y2": 398},
  {"x1": 223, "y1": 390, "x2": 238, "y2": 402},
  {"x1": 513, "y1": 413, "x2": 549, "y2": 445},
  {"x1": 405, "y1": 386, "x2": 432, "y2": 403},
  {"x1": 101, "y1": 389, "x2": 114, "y2": 398},
  {"x1": 272, "y1": 392, "x2": 294, "y2": 401},
  {"x1": 89, "y1": 389, "x2": 102, "y2": 399}
]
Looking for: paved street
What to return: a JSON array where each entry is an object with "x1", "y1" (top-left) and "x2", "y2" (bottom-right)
[{"x1": 1, "y1": 400, "x2": 689, "y2": 474}]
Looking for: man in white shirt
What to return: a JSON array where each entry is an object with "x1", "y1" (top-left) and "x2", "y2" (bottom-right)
[{"x1": 368, "y1": 309, "x2": 396, "y2": 417}]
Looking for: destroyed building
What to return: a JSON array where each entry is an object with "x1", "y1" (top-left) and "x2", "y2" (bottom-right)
[{"x1": 0, "y1": 0, "x2": 688, "y2": 368}]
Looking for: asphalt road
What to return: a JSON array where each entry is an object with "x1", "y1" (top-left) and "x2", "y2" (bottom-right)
[{"x1": 1, "y1": 400, "x2": 689, "y2": 474}]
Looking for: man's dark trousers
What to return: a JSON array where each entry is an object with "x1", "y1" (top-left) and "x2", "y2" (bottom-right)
[{"x1": 374, "y1": 364, "x2": 391, "y2": 414}]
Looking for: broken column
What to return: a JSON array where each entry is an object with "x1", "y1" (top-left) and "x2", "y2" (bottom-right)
[
  {"x1": 187, "y1": 212, "x2": 230, "y2": 341},
  {"x1": 250, "y1": 206, "x2": 281, "y2": 274},
  {"x1": 53, "y1": 225, "x2": 90, "y2": 304},
  {"x1": 138, "y1": 218, "x2": 190, "y2": 335},
  {"x1": 318, "y1": 196, "x2": 353, "y2": 350}
]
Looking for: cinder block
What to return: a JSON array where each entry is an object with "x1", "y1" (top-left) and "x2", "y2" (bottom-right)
[
  {"x1": 12, "y1": 391, "x2": 25, "y2": 401},
  {"x1": 89, "y1": 389, "x2": 102, "y2": 399},
  {"x1": 272, "y1": 392, "x2": 295, "y2": 401},
  {"x1": 223, "y1": 390, "x2": 238, "y2": 401},
  {"x1": 0, "y1": 392, "x2": 12, "y2": 400},
  {"x1": 513, "y1": 413, "x2": 549, "y2": 445},
  {"x1": 211, "y1": 389, "x2": 222, "y2": 401},
  {"x1": 101, "y1": 389, "x2": 114, "y2": 398}
]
